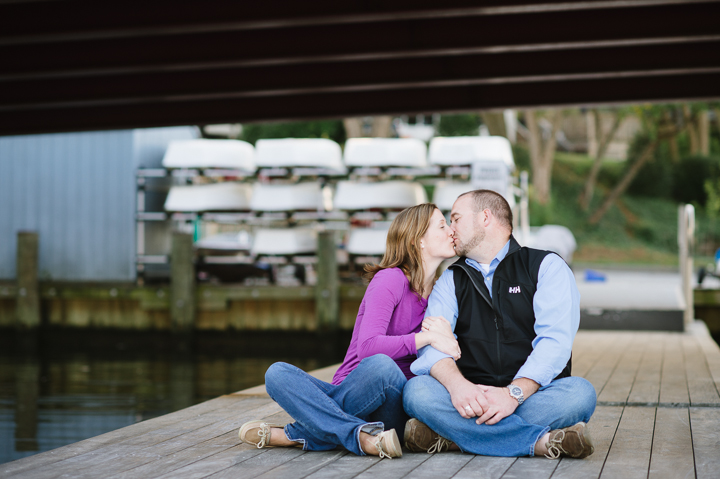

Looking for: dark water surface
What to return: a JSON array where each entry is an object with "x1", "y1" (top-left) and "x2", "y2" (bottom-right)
[{"x1": 0, "y1": 328, "x2": 350, "y2": 465}]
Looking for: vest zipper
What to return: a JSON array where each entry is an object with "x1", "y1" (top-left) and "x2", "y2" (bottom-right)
[{"x1": 494, "y1": 317, "x2": 502, "y2": 382}]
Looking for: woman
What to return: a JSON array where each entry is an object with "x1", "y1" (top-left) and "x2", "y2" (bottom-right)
[{"x1": 239, "y1": 204, "x2": 459, "y2": 459}]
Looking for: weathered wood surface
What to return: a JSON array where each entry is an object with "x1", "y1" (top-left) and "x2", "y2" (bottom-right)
[{"x1": 3, "y1": 322, "x2": 720, "y2": 478}]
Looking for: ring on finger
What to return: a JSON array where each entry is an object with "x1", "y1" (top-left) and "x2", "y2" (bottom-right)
[{"x1": 464, "y1": 406, "x2": 472, "y2": 412}]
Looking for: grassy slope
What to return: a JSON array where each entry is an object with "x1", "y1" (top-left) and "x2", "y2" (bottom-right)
[{"x1": 522, "y1": 149, "x2": 719, "y2": 266}]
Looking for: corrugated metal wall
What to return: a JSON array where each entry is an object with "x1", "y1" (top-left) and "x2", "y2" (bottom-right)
[{"x1": 0, "y1": 127, "x2": 197, "y2": 281}]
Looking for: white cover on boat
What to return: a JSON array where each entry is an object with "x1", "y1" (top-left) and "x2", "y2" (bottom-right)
[
  {"x1": 255, "y1": 138, "x2": 345, "y2": 172},
  {"x1": 195, "y1": 231, "x2": 252, "y2": 251},
  {"x1": 525, "y1": 225, "x2": 577, "y2": 264},
  {"x1": 250, "y1": 182, "x2": 325, "y2": 212},
  {"x1": 334, "y1": 181, "x2": 428, "y2": 210},
  {"x1": 251, "y1": 228, "x2": 318, "y2": 256},
  {"x1": 432, "y1": 181, "x2": 477, "y2": 211},
  {"x1": 432, "y1": 181, "x2": 515, "y2": 211},
  {"x1": 429, "y1": 136, "x2": 515, "y2": 169},
  {"x1": 343, "y1": 138, "x2": 428, "y2": 167},
  {"x1": 162, "y1": 139, "x2": 256, "y2": 172},
  {"x1": 164, "y1": 182, "x2": 253, "y2": 212},
  {"x1": 346, "y1": 228, "x2": 389, "y2": 256}
]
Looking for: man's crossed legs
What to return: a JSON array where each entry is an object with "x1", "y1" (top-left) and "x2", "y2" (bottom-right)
[{"x1": 403, "y1": 375, "x2": 597, "y2": 457}]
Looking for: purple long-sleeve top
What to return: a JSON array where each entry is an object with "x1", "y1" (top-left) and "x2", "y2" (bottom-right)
[{"x1": 332, "y1": 267, "x2": 428, "y2": 385}]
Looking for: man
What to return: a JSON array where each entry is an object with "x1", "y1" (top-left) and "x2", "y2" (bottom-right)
[{"x1": 403, "y1": 190, "x2": 597, "y2": 458}]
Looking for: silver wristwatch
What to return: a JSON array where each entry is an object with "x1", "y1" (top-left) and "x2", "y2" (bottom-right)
[{"x1": 507, "y1": 384, "x2": 524, "y2": 405}]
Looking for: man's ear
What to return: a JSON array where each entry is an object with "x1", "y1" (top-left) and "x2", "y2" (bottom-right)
[{"x1": 481, "y1": 209, "x2": 492, "y2": 226}]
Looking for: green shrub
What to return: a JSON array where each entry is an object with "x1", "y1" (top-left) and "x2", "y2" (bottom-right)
[
  {"x1": 437, "y1": 114, "x2": 481, "y2": 137},
  {"x1": 672, "y1": 155, "x2": 720, "y2": 205},
  {"x1": 626, "y1": 133, "x2": 674, "y2": 198},
  {"x1": 241, "y1": 120, "x2": 346, "y2": 145}
]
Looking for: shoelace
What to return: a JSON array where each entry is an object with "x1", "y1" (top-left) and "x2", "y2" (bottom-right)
[
  {"x1": 256, "y1": 422, "x2": 272, "y2": 449},
  {"x1": 545, "y1": 430, "x2": 567, "y2": 459},
  {"x1": 375, "y1": 435, "x2": 393, "y2": 460},
  {"x1": 427, "y1": 436, "x2": 453, "y2": 454}
]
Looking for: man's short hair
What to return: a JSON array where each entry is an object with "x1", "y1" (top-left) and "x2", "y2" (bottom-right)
[{"x1": 458, "y1": 189, "x2": 513, "y2": 232}]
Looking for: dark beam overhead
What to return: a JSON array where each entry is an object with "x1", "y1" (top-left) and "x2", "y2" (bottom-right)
[
  {"x1": 0, "y1": 0, "x2": 691, "y2": 42},
  {"x1": 2, "y1": 40, "x2": 718, "y2": 111},
  {"x1": 2, "y1": 2, "x2": 718, "y2": 78},
  {"x1": 3, "y1": 71, "x2": 718, "y2": 136},
  {"x1": 1, "y1": 0, "x2": 719, "y2": 136}
]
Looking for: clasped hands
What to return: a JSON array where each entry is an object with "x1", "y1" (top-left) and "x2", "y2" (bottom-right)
[{"x1": 448, "y1": 380, "x2": 518, "y2": 425}]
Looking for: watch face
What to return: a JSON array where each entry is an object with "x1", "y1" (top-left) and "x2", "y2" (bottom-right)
[{"x1": 508, "y1": 385, "x2": 524, "y2": 403}]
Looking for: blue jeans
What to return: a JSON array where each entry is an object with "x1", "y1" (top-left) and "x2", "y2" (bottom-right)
[
  {"x1": 403, "y1": 375, "x2": 597, "y2": 457},
  {"x1": 264, "y1": 354, "x2": 408, "y2": 455}
]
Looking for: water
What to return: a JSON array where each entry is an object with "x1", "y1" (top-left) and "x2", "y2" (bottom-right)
[{"x1": 0, "y1": 328, "x2": 350, "y2": 465}]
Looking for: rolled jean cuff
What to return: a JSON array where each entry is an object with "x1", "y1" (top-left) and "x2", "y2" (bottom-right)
[
  {"x1": 530, "y1": 426, "x2": 551, "y2": 456},
  {"x1": 356, "y1": 421, "x2": 384, "y2": 456},
  {"x1": 284, "y1": 424, "x2": 308, "y2": 451}
]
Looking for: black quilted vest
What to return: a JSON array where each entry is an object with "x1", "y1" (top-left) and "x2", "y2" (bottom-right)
[{"x1": 450, "y1": 236, "x2": 572, "y2": 386}]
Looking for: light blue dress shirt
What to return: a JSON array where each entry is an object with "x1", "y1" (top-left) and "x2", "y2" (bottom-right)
[{"x1": 410, "y1": 239, "x2": 580, "y2": 387}]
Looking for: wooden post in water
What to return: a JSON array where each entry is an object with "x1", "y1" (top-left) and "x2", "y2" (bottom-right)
[
  {"x1": 316, "y1": 230, "x2": 339, "y2": 330},
  {"x1": 170, "y1": 232, "x2": 196, "y2": 333},
  {"x1": 16, "y1": 231, "x2": 40, "y2": 329}
]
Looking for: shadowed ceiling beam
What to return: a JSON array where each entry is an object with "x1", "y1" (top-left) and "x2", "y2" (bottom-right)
[
  {"x1": 0, "y1": 0, "x2": 695, "y2": 42},
  {"x1": 2, "y1": 71, "x2": 718, "y2": 136},
  {"x1": 1, "y1": 40, "x2": 718, "y2": 110},
  {"x1": 2, "y1": 2, "x2": 718, "y2": 78}
]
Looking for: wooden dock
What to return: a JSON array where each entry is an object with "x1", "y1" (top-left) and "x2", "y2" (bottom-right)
[{"x1": 2, "y1": 322, "x2": 720, "y2": 479}]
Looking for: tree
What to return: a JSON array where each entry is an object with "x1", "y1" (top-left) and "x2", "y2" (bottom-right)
[
  {"x1": 588, "y1": 107, "x2": 686, "y2": 225},
  {"x1": 524, "y1": 109, "x2": 563, "y2": 205},
  {"x1": 579, "y1": 108, "x2": 627, "y2": 210}
]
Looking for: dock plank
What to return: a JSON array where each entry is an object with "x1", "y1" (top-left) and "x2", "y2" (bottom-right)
[
  {"x1": 303, "y1": 454, "x2": 381, "y2": 479},
  {"x1": 254, "y1": 450, "x2": 348, "y2": 479},
  {"x1": 550, "y1": 406, "x2": 623, "y2": 479},
  {"x1": 3, "y1": 398, "x2": 279, "y2": 479},
  {"x1": 451, "y1": 456, "x2": 516, "y2": 479},
  {"x1": 0, "y1": 395, "x2": 267, "y2": 479},
  {"x1": 582, "y1": 333, "x2": 635, "y2": 397},
  {"x1": 353, "y1": 450, "x2": 431, "y2": 479},
  {"x1": 151, "y1": 445, "x2": 271, "y2": 479},
  {"x1": 571, "y1": 332, "x2": 614, "y2": 379},
  {"x1": 689, "y1": 407, "x2": 720, "y2": 479},
  {"x1": 403, "y1": 452, "x2": 474, "y2": 479},
  {"x1": 600, "y1": 406, "x2": 656, "y2": 479},
  {"x1": 205, "y1": 447, "x2": 306, "y2": 479},
  {"x1": 647, "y1": 407, "x2": 694, "y2": 479},
  {"x1": 659, "y1": 335, "x2": 690, "y2": 406},
  {"x1": 627, "y1": 334, "x2": 663, "y2": 406},
  {"x1": 499, "y1": 457, "x2": 558, "y2": 479},
  {"x1": 0, "y1": 394, "x2": 245, "y2": 477},
  {"x1": 597, "y1": 335, "x2": 646, "y2": 404},
  {"x1": 682, "y1": 335, "x2": 720, "y2": 406},
  {"x1": 692, "y1": 324, "x2": 720, "y2": 397}
]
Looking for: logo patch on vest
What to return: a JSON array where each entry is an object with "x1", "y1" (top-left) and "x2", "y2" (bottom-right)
[{"x1": 508, "y1": 286, "x2": 521, "y2": 294}]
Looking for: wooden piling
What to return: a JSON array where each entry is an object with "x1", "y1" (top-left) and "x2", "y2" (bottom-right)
[
  {"x1": 315, "y1": 231, "x2": 339, "y2": 330},
  {"x1": 170, "y1": 232, "x2": 196, "y2": 332},
  {"x1": 16, "y1": 231, "x2": 40, "y2": 329}
]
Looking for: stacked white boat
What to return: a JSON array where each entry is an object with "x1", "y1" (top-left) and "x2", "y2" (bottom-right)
[{"x1": 144, "y1": 134, "x2": 575, "y2": 284}]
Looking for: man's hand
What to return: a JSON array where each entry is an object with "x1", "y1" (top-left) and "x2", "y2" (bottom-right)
[
  {"x1": 448, "y1": 379, "x2": 489, "y2": 418},
  {"x1": 474, "y1": 385, "x2": 518, "y2": 425},
  {"x1": 430, "y1": 358, "x2": 488, "y2": 418}
]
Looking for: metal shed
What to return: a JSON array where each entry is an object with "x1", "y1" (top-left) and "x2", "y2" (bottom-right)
[{"x1": 0, "y1": 127, "x2": 198, "y2": 281}]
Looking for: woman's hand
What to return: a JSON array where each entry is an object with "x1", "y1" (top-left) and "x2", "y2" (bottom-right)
[
  {"x1": 428, "y1": 331, "x2": 461, "y2": 361},
  {"x1": 422, "y1": 316, "x2": 454, "y2": 339}
]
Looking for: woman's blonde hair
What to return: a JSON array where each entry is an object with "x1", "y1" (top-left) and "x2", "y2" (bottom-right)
[{"x1": 364, "y1": 203, "x2": 439, "y2": 297}]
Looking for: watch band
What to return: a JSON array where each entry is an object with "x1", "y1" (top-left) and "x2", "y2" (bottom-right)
[{"x1": 507, "y1": 384, "x2": 525, "y2": 405}]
